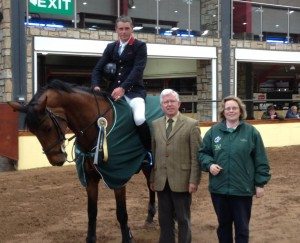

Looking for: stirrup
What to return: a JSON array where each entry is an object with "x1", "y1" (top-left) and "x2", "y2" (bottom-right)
[{"x1": 143, "y1": 151, "x2": 153, "y2": 166}]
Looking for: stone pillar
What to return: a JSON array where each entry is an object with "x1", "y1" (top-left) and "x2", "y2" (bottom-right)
[
  {"x1": 197, "y1": 60, "x2": 212, "y2": 121},
  {"x1": 0, "y1": 0, "x2": 13, "y2": 102},
  {"x1": 220, "y1": 0, "x2": 231, "y2": 97},
  {"x1": 200, "y1": 0, "x2": 219, "y2": 37},
  {"x1": 11, "y1": 0, "x2": 27, "y2": 101}
]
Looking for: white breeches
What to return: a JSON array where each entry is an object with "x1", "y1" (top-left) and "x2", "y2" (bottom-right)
[{"x1": 124, "y1": 96, "x2": 146, "y2": 126}]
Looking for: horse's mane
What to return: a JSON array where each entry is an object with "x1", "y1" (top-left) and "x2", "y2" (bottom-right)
[
  {"x1": 30, "y1": 79, "x2": 109, "y2": 105},
  {"x1": 26, "y1": 79, "x2": 109, "y2": 129}
]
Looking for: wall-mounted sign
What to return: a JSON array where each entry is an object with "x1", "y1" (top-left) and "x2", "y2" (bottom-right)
[
  {"x1": 29, "y1": 0, "x2": 74, "y2": 16},
  {"x1": 253, "y1": 93, "x2": 267, "y2": 101}
]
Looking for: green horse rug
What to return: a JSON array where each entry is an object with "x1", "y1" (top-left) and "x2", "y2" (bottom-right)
[{"x1": 75, "y1": 95, "x2": 163, "y2": 188}]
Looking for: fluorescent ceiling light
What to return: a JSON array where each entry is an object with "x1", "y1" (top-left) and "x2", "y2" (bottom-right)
[
  {"x1": 201, "y1": 30, "x2": 209, "y2": 36},
  {"x1": 133, "y1": 26, "x2": 143, "y2": 30}
]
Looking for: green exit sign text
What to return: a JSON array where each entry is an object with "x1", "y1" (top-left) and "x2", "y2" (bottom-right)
[{"x1": 29, "y1": 0, "x2": 74, "y2": 16}]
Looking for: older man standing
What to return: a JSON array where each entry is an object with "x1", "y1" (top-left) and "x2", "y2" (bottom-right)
[{"x1": 150, "y1": 89, "x2": 201, "y2": 243}]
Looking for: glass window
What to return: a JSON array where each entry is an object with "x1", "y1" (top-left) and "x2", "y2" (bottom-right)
[{"x1": 27, "y1": 0, "x2": 218, "y2": 37}]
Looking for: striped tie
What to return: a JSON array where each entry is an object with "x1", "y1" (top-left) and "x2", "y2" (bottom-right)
[{"x1": 166, "y1": 119, "x2": 173, "y2": 138}]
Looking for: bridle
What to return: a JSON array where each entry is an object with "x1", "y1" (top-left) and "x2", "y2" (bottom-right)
[
  {"x1": 42, "y1": 108, "x2": 68, "y2": 155},
  {"x1": 41, "y1": 93, "x2": 113, "y2": 157}
]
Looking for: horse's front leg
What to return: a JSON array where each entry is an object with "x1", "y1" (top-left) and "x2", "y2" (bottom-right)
[
  {"x1": 85, "y1": 177, "x2": 100, "y2": 243},
  {"x1": 114, "y1": 187, "x2": 133, "y2": 243},
  {"x1": 142, "y1": 165, "x2": 156, "y2": 224}
]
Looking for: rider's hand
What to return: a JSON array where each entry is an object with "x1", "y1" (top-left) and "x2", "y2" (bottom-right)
[
  {"x1": 112, "y1": 87, "x2": 125, "y2": 101},
  {"x1": 93, "y1": 86, "x2": 101, "y2": 92}
]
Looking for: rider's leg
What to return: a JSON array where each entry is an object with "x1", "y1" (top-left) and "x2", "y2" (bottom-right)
[{"x1": 124, "y1": 96, "x2": 152, "y2": 163}]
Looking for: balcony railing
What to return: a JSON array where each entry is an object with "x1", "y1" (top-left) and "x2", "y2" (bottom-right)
[
  {"x1": 233, "y1": 0, "x2": 300, "y2": 43},
  {"x1": 25, "y1": 0, "x2": 219, "y2": 38}
]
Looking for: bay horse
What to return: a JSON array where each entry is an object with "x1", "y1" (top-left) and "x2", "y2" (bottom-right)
[{"x1": 8, "y1": 79, "x2": 162, "y2": 243}]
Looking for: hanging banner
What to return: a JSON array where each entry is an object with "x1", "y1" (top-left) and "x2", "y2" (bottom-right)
[{"x1": 29, "y1": 0, "x2": 74, "y2": 16}]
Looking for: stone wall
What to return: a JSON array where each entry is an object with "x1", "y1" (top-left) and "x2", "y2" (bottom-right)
[
  {"x1": 230, "y1": 39, "x2": 300, "y2": 51},
  {"x1": 0, "y1": 0, "x2": 12, "y2": 102}
]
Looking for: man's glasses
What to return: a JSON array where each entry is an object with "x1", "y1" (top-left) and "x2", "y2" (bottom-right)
[{"x1": 163, "y1": 100, "x2": 178, "y2": 105}]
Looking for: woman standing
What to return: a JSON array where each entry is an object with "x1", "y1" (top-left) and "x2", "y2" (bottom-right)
[{"x1": 198, "y1": 96, "x2": 271, "y2": 243}]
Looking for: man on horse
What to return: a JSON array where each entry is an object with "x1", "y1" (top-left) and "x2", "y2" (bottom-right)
[{"x1": 91, "y1": 15, "x2": 152, "y2": 164}]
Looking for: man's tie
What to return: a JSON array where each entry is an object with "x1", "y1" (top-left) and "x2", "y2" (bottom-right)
[{"x1": 166, "y1": 119, "x2": 173, "y2": 138}]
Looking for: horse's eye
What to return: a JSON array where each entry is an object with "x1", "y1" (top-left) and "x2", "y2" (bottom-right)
[{"x1": 42, "y1": 124, "x2": 52, "y2": 133}]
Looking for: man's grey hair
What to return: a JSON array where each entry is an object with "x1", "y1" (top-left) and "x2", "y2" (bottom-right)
[{"x1": 160, "y1": 89, "x2": 180, "y2": 104}]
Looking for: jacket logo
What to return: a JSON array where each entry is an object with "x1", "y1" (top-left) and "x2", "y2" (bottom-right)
[
  {"x1": 214, "y1": 136, "x2": 221, "y2": 143},
  {"x1": 240, "y1": 138, "x2": 247, "y2": 142},
  {"x1": 214, "y1": 144, "x2": 222, "y2": 151}
]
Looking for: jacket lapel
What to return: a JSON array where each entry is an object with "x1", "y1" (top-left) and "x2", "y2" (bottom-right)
[
  {"x1": 119, "y1": 36, "x2": 135, "y2": 57},
  {"x1": 168, "y1": 113, "x2": 184, "y2": 139},
  {"x1": 158, "y1": 118, "x2": 167, "y2": 141}
]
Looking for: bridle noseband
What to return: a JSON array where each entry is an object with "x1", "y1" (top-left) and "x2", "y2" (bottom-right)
[{"x1": 42, "y1": 108, "x2": 67, "y2": 155}]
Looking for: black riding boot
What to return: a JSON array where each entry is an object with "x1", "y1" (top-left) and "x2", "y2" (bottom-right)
[{"x1": 137, "y1": 121, "x2": 153, "y2": 165}]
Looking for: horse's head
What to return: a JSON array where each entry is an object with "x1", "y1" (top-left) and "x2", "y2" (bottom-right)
[{"x1": 8, "y1": 95, "x2": 69, "y2": 166}]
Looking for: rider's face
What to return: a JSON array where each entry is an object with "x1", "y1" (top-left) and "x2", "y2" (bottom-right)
[{"x1": 116, "y1": 21, "x2": 133, "y2": 42}]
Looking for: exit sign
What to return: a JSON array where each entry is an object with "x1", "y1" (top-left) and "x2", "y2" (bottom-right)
[{"x1": 29, "y1": 0, "x2": 74, "y2": 16}]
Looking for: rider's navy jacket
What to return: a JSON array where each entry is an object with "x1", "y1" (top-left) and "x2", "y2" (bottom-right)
[{"x1": 91, "y1": 36, "x2": 147, "y2": 99}]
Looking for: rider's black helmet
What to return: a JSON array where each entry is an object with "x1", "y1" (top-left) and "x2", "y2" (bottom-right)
[{"x1": 103, "y1": 63, "x2": 117, "y2": 81}]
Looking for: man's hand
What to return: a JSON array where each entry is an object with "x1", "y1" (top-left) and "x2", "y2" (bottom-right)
[
  {"x1": 209, "y1": 164, "x2": 223, "y2": 176},
  {"x1": 150, "y1": 182, "x2": 155, "y2": 192},
  {"x1": 111, "y1": 87, "x2": 125, "y2": 101},
  {"x1": 189, "y1": 183, "x2": 198, "y2": 194}
]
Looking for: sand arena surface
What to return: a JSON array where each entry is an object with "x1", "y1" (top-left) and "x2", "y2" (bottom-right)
[{"x1": 0, "y1": 146, "x2": 299, "y2": 243}]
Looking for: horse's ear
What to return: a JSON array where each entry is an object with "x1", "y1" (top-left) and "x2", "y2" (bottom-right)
[
  {"x1": 7, "y1": 101, "x2": 28, "y2": 113},
  {"x1": 34, "y1": 95, "x2": 47, "y2": 113}
]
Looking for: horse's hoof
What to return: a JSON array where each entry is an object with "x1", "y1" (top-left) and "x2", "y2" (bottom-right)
[
  {"x1": 122, "y1": 227, "x2": 133, "y2": 243},
  {"x1": 145, "y1": 214, "x2": 154, "y2": 224},
  {"x1": 86, "y1": 236, "x2": 96, "y2": 243},
  {"x1": 144, "y1": 220, "x2": 156, "y2": 228}
]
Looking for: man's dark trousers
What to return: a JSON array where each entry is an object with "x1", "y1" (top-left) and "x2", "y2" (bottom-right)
[{"x1": 157, "y1": 181, "x2": 192, "y2": 243}]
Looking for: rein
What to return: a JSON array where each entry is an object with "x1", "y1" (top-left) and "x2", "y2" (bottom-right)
[
  {"x1": 67, "y1": 93, "x2": 112, "y2": 143},
  {"x1": 43, "y1": 93, "x2": 112, "y2": 161}
]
